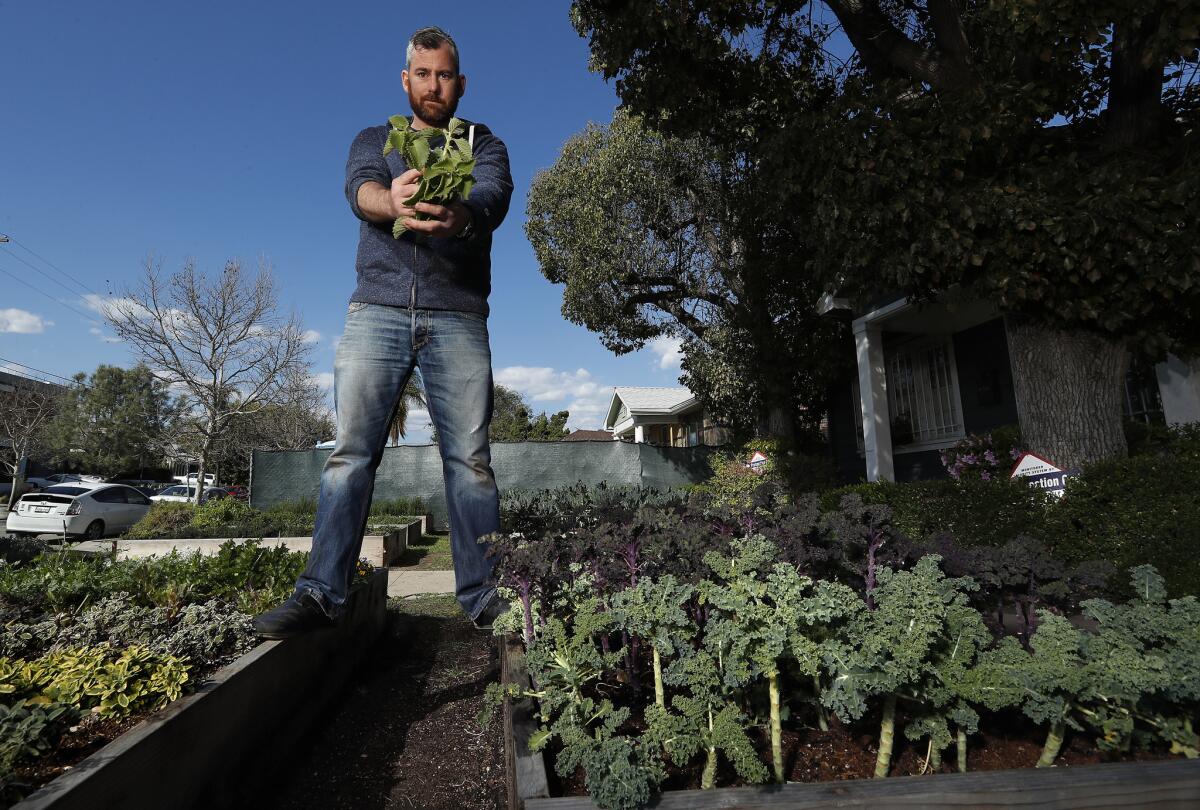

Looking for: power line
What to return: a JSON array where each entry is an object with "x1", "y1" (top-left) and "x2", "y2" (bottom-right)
[
  {"x1": 0, "y1": 256, "x2": 99, "y2": 322},
  {"x1": 0, "y1": 356, "x2": 85, "y2": 388},
  {"x1": 5, "y1": 237, "x2": 98, "y2": 297},
  {"x1": 1, "y1": 248, "x2": 96, "y2": 302}
]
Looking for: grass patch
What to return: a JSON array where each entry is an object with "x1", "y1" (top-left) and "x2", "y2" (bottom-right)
[
  {"x1": 390, "y1": 592, "x2": 459, "y2": 618},
  {"x1": 394, "y1": 532, "x2": 454, "y2": 570}
]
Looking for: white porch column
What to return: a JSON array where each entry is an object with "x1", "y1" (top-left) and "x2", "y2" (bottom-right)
[
  {"x1": 1155, "y1": 353, "x2": 1200, "y2": 426},
  {"x1": 633, "y1": 424, "x2": 645, "y2": 443},
  {"x1": 854, "y1": 320, "x2": 894, "y2": 482}
]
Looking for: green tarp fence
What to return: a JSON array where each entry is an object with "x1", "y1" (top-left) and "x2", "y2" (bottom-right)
[{"x1": 250, "y1": 440, "x2": 719, "y2": 530}]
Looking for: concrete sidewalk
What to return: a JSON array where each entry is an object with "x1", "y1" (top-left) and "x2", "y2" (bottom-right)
[{"x1": 386, "y1": 568, "x2": 455, "y2": 597}]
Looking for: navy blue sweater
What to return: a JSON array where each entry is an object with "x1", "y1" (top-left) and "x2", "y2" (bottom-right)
[{"x1": 344, "y1": 118, "x2": 513, "y2": 315}]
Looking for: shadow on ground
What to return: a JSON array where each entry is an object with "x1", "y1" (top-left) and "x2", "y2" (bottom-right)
[{"x1": 257, "y1": 595, "x2": 505, "y2": 810}]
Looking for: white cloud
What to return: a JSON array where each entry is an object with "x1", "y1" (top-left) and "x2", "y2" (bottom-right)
[
  {"x1": 646, "y1": 335, "x2": 683, "y2": 370},
  {"x1": 494, "y1": 365, "x2": 615, "y2": 431},
  {"x1": 311, "y1": 372, "x2": 335, "y2": 391},
  {"x1": 302, "y1": 329, "x2": 322, "y2": 344},
  {"x1": 88, "y1": 325, "x2": 121, "y2": 344},
  {"x1": 0, "y1": 309, "x2": 49, "y2": 334},
  {"x1": 494, "y1": 366, "x2": 603, "y2": 402}
]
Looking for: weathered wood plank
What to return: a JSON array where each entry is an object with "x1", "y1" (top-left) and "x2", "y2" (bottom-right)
[
  {"x1": 524, "y1": 758, "x2": 1200, "y2": 809},
  {"x1": 503, "y1": 633, "x2": 550, "y2": 810}
]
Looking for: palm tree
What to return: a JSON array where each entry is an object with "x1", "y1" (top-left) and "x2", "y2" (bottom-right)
[{"x1": 389, "y1": 373, "x2": 427, "y2": 446}]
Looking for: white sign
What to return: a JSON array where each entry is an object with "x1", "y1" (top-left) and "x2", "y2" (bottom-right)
[
  {"x1": 745, "y1": 451, "x2": 770, "y2": 474},
  {"x1": 1009, "y1": 452, "x2": 1078, "y2": 498}
]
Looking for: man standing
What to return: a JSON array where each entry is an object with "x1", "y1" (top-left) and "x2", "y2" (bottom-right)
[{"x1": 254, "y1": 27, "x2": 513, "y2": 637}]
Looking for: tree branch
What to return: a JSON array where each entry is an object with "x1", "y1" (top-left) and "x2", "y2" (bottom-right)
[
  {"x1": 825, "y1": 0, "x2": 973, "y2": 91},
  {"x1": 927, "y1": 0, "x2": 970, "y2": 68}
]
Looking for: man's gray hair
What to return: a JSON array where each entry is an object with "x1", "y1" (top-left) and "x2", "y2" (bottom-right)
[{"x1": 406, "y1": 26, "x2": 460, "y2": 73}]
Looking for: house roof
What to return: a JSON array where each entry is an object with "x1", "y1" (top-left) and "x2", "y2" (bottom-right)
[
  {"x1": 562, "y1": 429, "x2": 613, "y2": 442},
  {"x1": 604, "y1": 387, "x2": 700, "y2": 430}
]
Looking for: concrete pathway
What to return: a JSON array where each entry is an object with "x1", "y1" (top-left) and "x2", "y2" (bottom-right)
[{"x1": 387, "y1": 568, "x2": 455, "y2": 597}]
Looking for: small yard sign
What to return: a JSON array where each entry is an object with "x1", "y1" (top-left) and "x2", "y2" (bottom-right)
[
  {"x1": 746, "y1": 451, "x2": 770, "y2": 474},
  {"x1": 1009, "y1": 452, "x2": 1078, "y2": 498}
]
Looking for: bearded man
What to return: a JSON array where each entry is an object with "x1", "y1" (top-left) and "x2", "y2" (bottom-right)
[{"x1": 254, "y1": 26, "x2": 513, "y2": 637}]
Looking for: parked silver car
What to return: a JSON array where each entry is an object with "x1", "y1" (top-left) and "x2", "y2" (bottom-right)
[{"x1": 5, "y1": 484, "x2": 153, "y2": 540}]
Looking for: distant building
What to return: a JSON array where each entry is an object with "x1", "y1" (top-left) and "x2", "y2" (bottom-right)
[
  {"x1": 603, "y1": 387, "x2": 731, "y2": 447},
  {"x1": 562, "y1": 429, "x2": 614, "y2": 442}
]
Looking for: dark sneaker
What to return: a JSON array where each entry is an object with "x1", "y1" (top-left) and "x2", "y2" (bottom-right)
[
  {"x1": 472, "y1": 596, "x2": 509, "y2": 631},
  {"x1": 253, "y1": 592, "x2": 336, "y2": 639}
]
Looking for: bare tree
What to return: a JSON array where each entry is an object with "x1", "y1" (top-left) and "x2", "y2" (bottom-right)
[
  {"x1": 102, "y1": 258, "x2": 312, "y2": 502},
  {"x1": 0, "y1": 375, "x2": 61, "y2": 510}
]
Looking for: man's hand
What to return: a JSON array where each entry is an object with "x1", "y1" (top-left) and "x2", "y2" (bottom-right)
[
  {"x1": 403, "y1": 199, "x2": 472, "y2": 238},
  {"x1": 389, "y1": 169, "x2": 423, "y2": 220}
]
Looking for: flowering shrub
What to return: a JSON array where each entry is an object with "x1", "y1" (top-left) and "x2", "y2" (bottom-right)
[{"x1": 939, "y1": 426, "x2": 1023, "y2": 482}]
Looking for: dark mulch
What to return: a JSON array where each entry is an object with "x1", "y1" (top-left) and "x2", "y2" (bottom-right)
[
  {"x1": 262, "y1": 595, "x2": 506, "y2": 810},
  {"x1": 8, "y1": 714, "x2": 142, "y2": 797}
]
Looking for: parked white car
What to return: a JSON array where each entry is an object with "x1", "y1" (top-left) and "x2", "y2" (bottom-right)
[
  {"x1": 5, "y1": 484, "x2": 153, "y2": 540},
  {"x1": 45, "y1": 473, "x2": 106, "y2": 485},
  {"x1": 150, "y1": 485, "x2": 228, "y2": 504},
  {"x1": 172, "y1": 473, "x2": 216, "y2": 486},
  {"x1": 0, "y1": 477, "x2": 53, "y2": 499}
]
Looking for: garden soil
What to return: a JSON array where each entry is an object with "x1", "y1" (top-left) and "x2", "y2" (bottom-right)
[{"x1": 262, "y1": 595, "x2": 506, "y2": 810}]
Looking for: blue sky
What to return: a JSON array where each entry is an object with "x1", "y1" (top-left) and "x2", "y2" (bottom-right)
[{"x1": 0, "y1": 1, "x2": 687, "y2": 442}]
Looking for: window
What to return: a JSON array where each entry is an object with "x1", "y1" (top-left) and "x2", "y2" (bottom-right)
[
  {"x1": 1124, "y1": 359, "x2": 1165, "y2": 424},
  {"x1": 852, "y1": 337, "x2": 966, "y2": 453},
  {"x1": 886, "y1": 338, "x2": 965, "y2": 446},
  {"x1": 125, "y1": 488, "x2": 151, "y2": 506},
  {"x1": 91, "y1": 488, "x2": 124, "y2": 503}
]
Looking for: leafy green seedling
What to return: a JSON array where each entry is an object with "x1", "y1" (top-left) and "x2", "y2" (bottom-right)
[{"x1": 383, "y1": 115, "x2": 476, "y2": 238}]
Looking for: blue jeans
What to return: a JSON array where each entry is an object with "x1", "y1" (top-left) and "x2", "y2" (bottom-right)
[{"x1": 294, "y1": 302, "x2": 499, "y2": 620}]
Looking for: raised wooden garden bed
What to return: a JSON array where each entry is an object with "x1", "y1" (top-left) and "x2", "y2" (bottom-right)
[
  {"x1": 520, "y1": 759, "x2": 1200, "y2": 809},
  {"x1": 71, "y1": 518, "x2": 422, "y2": 567},
  {"x1": 12, "y1": 569, "x2": 389, "y2": 810},
  {"x1": 501, "y1": 639, "x2": 1200, "y2": 810}
]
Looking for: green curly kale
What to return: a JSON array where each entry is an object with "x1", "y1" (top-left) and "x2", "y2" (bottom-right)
[
  {"x1": 822, "y1": 556, "x2": 981, "y2": 777},
  {"x1": 699, "y1": 537, "x2": 858, "y2": 782},
  {"x1": 610, "y1": 575, "x2": 694, "y2": 709},
  {"x1": 651, "y1": 649, "x2": 768, "y2": 789},
  {"x1": 383, "y1": 115, "x2": 476, "y2": 238}
]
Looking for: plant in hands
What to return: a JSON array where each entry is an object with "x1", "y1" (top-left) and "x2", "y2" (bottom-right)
[{"x1": 383, "y1": 115, "x2": 475, "y2": 238}]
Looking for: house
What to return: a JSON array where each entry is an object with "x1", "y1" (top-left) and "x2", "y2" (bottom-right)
[
  {"x1": 823, "y1": 295, "x2": 1200, "y2": 483},
  {"x1": 562, "y1": 429, "x2": 614, "y2": 442},
  {"x1": 603, "y1": 387, "x2": 731, "y2": 447}
]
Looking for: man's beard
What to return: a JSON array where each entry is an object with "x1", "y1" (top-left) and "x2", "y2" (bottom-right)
[{"x1": 409, "y1": 91, "x2": 459, "y2": 129}]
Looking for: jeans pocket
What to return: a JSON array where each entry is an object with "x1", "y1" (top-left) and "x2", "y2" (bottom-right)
[{"x1": 347, "y1": 301, "x2": 368, "y2": 315}]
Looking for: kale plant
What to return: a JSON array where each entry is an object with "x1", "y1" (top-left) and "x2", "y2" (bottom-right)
[{"x1": 821, "y1": 556, "x2": 980, "y2": 777}]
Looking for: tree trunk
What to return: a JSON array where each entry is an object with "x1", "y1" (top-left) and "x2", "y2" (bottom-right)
[
  {"x1": 763, "y1": 404, "x2": 795, "y2": 443},
  {"x1": 1005, "y1": 318, "x2": 1129, "y2": 470}
]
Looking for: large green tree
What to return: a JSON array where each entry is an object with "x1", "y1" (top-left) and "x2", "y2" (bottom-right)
[
  {"x1": 490, "y1": 384, "x2": 570, "y2": 442},
  {"x1": 45, "y1": 364, "x2": 175, "y2": 479},
  {"x1": 572, "y1": 0, "x2": 1200, "y2": 469},
  {"x1": 526, "y1": 111, "x2": 844, "y2": 440}
]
